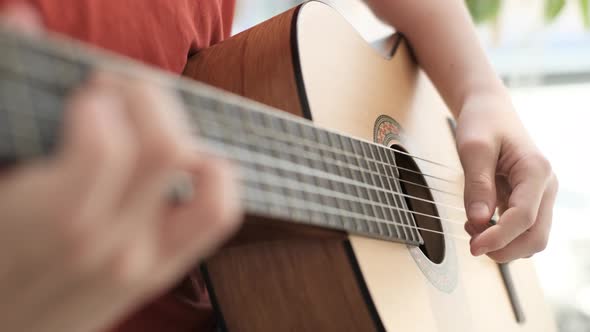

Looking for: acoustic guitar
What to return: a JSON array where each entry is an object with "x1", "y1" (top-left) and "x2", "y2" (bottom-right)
[{"x1": 0, "y1": 1, "x2": 555, "y2": 331}]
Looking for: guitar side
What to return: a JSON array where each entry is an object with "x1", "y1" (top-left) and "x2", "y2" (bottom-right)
[{"x1": 185, "y1": 2, "x2": 556, "y2": 331}]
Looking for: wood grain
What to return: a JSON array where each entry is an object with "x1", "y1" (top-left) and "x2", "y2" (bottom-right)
[{"x1": 184, "y1": 7, "x2": 305, "y2": 118}]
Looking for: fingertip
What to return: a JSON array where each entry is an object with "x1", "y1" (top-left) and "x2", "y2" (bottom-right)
[
  {"x1": 469, "y1": 230, "x2": 494, "y2": 256},
  {"x1": 464, "y1": 222, "x2": 477, "y2": 236},
  {"x1": 472, "y1": 246, "x2": 489, "y2": 257}
]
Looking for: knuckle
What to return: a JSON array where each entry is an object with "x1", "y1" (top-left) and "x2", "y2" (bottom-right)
[
  {"x1": 516, "y1": 209, "x2": 536, "y2": 229},
  {"x1": 468, "y1": 173, "x2": 494, "y2": 190},
  {"x1": 524, "y1": 153, "x2": 552, "y2": 176}
]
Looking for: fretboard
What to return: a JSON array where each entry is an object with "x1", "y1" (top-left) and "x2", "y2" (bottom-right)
[{"x1": 0, "y1": 26, "x2": 423, "y2": 246}]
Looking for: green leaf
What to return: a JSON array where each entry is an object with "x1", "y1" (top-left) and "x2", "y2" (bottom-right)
[
  {"x1": 545, "y1": 0, "x2": 566, "y2": 23},
  {"x1": 465, "y1": 0, "x2": 502, "y2": 24},
  {"x1": 580, "y1": 0, "x2": 590, "y2": 28}
]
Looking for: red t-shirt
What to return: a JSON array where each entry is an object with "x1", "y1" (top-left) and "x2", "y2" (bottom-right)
[
  {"x1": 0, "y1": 0, "x2": 235, "y2": 73},
  {"x1": 0, "y1": 0, "x2": 236, "y2": 331}
]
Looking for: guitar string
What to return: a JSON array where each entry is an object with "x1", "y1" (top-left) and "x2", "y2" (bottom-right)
[
  {"x1": 199, "y1": 133, "x2": 467, "y2": 216},
  {"x1": 236, "y1": 165, "x2": 467, "y2": 230},
  {"x1": 203, "y1": 138, "x2": 468, "y2": 227},
  {"x1": 184, "y1": 110, "x2": 466, "y2": 211},
  {"x1": 0, "y1": 94, "x2": 468, "y2": 214},
  {"x1": 183, "y1": 104, "x2": 465, "y2": 195},
  {"x1": 185, "y1": 101, "x2": 463, "y2": 185},
  {"x1": 180, "y1": 90, "x2": 464, "y2": 174},
  {"x1": 388, "y1": 148, "x2": 461, "y2": 173},
  {"x1": 242, "y1": 186, "x2": 471, "y2": 242},
  {"x1": 0, "y1": 92, "x2": 472, "y2": 211}
]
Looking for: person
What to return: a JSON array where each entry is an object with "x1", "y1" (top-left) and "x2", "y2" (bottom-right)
[{"x1": 0, "y1": 0, "x2": 558, "y2": 331}]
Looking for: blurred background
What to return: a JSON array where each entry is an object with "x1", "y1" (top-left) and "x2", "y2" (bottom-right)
[{"x1": 234, "y1": 1, "x2": 589, "y2": 331}]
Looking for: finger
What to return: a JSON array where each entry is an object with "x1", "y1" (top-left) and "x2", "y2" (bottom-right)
[
  {"x1": 464, "y1": 222, "x2": 478, "y2": 236},
  {"x1": 40, "y1": 80, "x2": 141, "y2": 275},
  {"x1": 155, "y1": 155, "x2": 241, "y2": 283},
  {"x1": 107, "y1": 76, "x2": 191, "y2": 236},
  {"x1": 470, "y1": 155, "x2": 551, "y2": 256},
  {"x1": 0, "y1": 2, "x2": 43, "y2": 34},
  {"x1": 486, "y1": 174, "x2": 557, "y2": 262},
  {"x1": 458, "y1": 136, "x2": 499, "y2": 227},
  {"x1": 58, "y1": 80, "x2": 138, "y2": 217},
  {"x1": 464, "y1": 219, "x2": 489, "y2": 236}
]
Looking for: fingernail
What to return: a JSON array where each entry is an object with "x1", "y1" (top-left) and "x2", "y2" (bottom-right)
[
  {"x1": 474, "y1": 246, "x2": 489, "y2": 256},
  {"x1": 468, "y1": 202, "x2": 490, "y2": 220}
]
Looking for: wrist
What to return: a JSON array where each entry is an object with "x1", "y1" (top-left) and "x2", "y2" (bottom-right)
[{"x1": 459, "y1": 84, "x2": 513, "y2": 116}]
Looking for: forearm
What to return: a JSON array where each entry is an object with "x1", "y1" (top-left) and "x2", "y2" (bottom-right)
[{"x1": 364, "y1": 0, "x2": 507, "y2": 117}]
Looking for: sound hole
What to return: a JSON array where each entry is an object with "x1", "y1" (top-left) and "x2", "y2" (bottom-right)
[{"x1": 391, "y1": 145, "x2": 445, "y2": 264}]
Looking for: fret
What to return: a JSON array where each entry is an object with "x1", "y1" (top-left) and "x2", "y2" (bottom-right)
[
  {"x1": 309, "y1": 151, "x2": 328, "y2": 174},
  {"x1": 292, "y1": 164, "x2": 317, "y2": 222},
  {"x1": 329, "y1": 178, "x2": 363, "y2": 232},
  {"x1": 357, "y1": 142, "x2": 386, "y2": 236},
  {"x1": 318, "y1": 131, "x2": 336, "y2": 163},
  {"x1": 384, "y1": 148, "x2": 422, "y2": 243},
  {"x1": 366, "y1": 185, "x2": 388, "y2": 235},
  {"x1": 0, "y1": 34, "x2": 26, "y2": 78},
  {"x1": 348, "y1": 142, "x2": 382, "y2": 235},
  {"x1": 373, "y1": 147, "x2": 400, "y2": 237},
  {"x1": 328, "y1": 132, "x2": 347, "y2": 163},
  {"x1": 371, "y1": 182, "x2": 392, "y2": 236},
  {"x1": 0, "y1": 107, "x2": 12, "y2": 164},
  {"x1": 301, "y1": 123, "x2": 317, "y2": 142},
  {"x1": 370, "y1": 144, "x2": 408, "y2": 240},
  {"x1": 367, "y1": 145, "x2": 380, "y2": 174},
  {"x1": 340, "y1": 135, "x2": 356, "y2": 168},
  {"x1": 284, "y1": 118, "x2": 303, "y2": 138},
  {"x1": 316, "y1": 183, "x2": 337, "y2": 229},
  {"x1": 353, "y1": 141, "x2": 392, "y2": 237},
  {"x1": 242, "y1": 180, "x2": 418, "y2": 242},
  {"x1": 22, "y1": 48, "x2": 86, "y2": 90},
  {"x1": 0, "y1": 78, "x2": 43, "y2": 160}
]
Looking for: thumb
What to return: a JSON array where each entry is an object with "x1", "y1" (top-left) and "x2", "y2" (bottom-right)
[
  {"x1": 1, "y1": 2, "x2": 43, "y2": 34},
  {"x1": 458, "y1": 138, "x2": 499, "y2": 226}
]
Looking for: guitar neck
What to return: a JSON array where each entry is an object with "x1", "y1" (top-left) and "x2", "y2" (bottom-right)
[{"x1": 0, "y1": 26, "x2": 422, "y2": 246}]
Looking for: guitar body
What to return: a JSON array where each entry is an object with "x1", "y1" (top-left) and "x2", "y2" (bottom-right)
[{"x1": 183, "y1": 2, "x2": 555, "y2": 332}]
